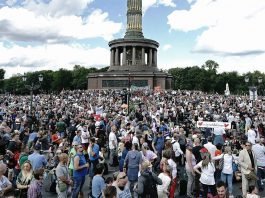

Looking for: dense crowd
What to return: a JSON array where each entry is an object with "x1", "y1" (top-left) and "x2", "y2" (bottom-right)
[{"x1": 0, "y1": 90, "x2": 265, "y2": 198}]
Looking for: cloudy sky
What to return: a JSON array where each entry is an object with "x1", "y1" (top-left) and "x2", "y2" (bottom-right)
[{"x1": 1, "y1": 0, "x2": 265, "y2": 78}]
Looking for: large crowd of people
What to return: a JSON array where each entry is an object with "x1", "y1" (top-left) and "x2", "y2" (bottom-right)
[{"x1": 0, "y1": 89, "x2": 265, "y2": 198}]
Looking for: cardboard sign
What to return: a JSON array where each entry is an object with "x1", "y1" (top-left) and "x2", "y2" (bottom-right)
[{"x1": 196, "y1": 121, "x2": 231, "y2": 129}]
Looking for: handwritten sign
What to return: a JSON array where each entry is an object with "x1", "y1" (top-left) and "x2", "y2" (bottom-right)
[{"x1": 196, "y1": 121, "x2": 231, "y2": 129}]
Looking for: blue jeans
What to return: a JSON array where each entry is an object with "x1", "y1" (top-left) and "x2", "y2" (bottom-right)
[
  {"x1": 221, "y1": 172, "x2": 233, "y2": 194},
  {"x1": 257, "y1": 166, "x2": 265, "y2": 190},
  {"x1": 72, "y1": 176, "x2": 86, "y2": 198}
]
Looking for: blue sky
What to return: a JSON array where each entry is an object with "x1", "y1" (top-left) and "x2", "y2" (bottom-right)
[{"x1": 1, "y1": 0, "x2": 265, "y2": 78}]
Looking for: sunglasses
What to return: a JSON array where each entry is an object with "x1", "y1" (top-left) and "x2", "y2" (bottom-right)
[{"x1": 120, "y1": 174, "x2": 127, "y2": 179}]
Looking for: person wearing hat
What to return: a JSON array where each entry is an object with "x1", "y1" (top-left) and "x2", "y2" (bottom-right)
[
  {"x1": 134, "y1": 161, "x2": 162, "y2": 198},
  {"x1": 28, "y1": 143, "x2": 47, "y2": 171}
]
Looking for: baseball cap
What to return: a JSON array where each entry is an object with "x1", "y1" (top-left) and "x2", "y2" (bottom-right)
[{"x1": 34, "y1": 144, "x2": 41, "y2": 150}]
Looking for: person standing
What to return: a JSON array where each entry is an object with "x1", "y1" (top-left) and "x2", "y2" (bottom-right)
[
  {"x1": 185, "y1": 144, "x2": 196, "y2": 198},
  {"x1": 27, "y1": 168, "x2": 44, "y2": 198},
  {"x1": 88, "y1": 137, "x2": 100, "y2": 178},
  {"x1": 56, "y1": 153, "x2": 72, "y2": 198},
  {"x1": 56, "y1": 118, "x2": 66, "y2": 138},
  {"x1": 204, "y1": 137, "x2": 217, "y2": 159},
  {"x1": 72, "y1": 144, "x2": 89, "y2": 198},
  {"x1": 109, "y1": 125, "x2": 118, "y2": 166},
  {"x1": 212, "y1": 146, "x2": 234, "y2": 196},
  {"x1": 157, "y1": 165, "x2": 172, "y2": 198},
  {"x1": 192, "y1": 138, "x2": 203, "y2": 198},
  {"x1": 194, "y1": 150, "x2": 217, "y2": 197},
  {"x1": 239, "y1": 141, "x2": 257, "y2": 197},
  {"x1": 73, "y1": 130, "x2": 82, "y2": 145},
  {"x1": 0, "y1": 163, "x2": 12, "y2": 197},
  {"x1": 124, "y1": 143, "x2": 142, "y2": 194},
  {"x1": 248, "y1": 125, "x2": 258, "y2": 145},
  {"x1": 213, "y1": 126, "x2": 225, "y2": 145},
  {"x1": 252, "y1": 138, "x2": 265, "y2": 192},
  {"x1": 134, "y1": 161, "x2": 162, "y2": 198},
  {"x1": 16, "y1": 160, "x2": 33, "y2": 198},
  {"x1": 68, "y1": 141, "x2": 78, "y2": 177},
  {"x1": 92, "y1": 163, "x2": 106, "y2": 198},
  {"x1": 28, "y1": 144, "x2": 47, "y2": 171}
]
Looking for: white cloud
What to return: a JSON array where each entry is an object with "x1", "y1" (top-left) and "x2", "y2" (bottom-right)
[
  {"x1": 159, "y1": 0, "x2": 176, "y2": 7},
  {"x1": 143, "y1": 0, "x2": 176, "y2": 13},
  {"x1": 167, "y1": 0, "x2": 265, "y2": 56},
  {"x1": 22, "y1": 0, "x2": 94, "y2": 17},
  {"x1": 186, "y1": 0, "x2": 196, "y2": 5},
  {"x1": 0, "y1": 42, "x2": 110, "y2": 78},
  {"x1": 162, "y1": 44, "x2": 172, "y2": 51},
  {"x1": 0, "y1": 6, "x2": 122, "y2": 42},
  {"x1": 158, "y1": 52, "x2": 265, "y2": 74}
]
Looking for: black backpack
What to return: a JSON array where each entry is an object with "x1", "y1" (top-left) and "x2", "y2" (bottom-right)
[{"x1": 143, "y1": 172, "x2": 158, "y2": 198}]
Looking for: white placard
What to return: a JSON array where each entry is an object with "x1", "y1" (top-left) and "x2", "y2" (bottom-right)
[{"x1": 196, "y1": 121, "x2": 231, "y2": 129}]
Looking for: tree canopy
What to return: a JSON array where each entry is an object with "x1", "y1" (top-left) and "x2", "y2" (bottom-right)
[{"x1": 0, "y1": 61, "x2": 264, "y2": 95}]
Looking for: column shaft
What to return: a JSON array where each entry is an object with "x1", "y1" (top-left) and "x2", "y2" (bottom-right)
[
  {"x1": 115, "y1": 48, "x2": 119, "y2": 66},
  {"x1": 141, "y1": 48, "x2": 145, "y2": 65},
  {"x1": 132, "y1": 47, "x2": 136, "y2": 65},
  {"x1": 110, "y1": 49, "x2": 114, "y2": 66},
  {"x1": 154, "y1": 50, "x2": 157, "y2": 66},
  {"x1": 122, "y1": 47, "x2": 127, "y2": 66},
  {"x1": 149, "y1": 48, "x2": 153, "y2": 66}
]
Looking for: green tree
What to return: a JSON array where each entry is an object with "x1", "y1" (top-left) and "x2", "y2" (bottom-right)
[
  {"x1": 52, "y1": 69, "x2": 73, "y2": 91},
  {"x1": 0, "y1": 69, "x2": 5, "y2": 93},
  {"x1": 71, "y1": 65, "x2": 90, "y2": 89},
  {"x1": 202, "y1": 60, "x2": 219, "y2": 72}
]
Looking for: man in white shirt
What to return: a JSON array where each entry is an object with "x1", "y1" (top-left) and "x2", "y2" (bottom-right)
[
  {"x1": 252, "y1": 138, "x2": 265, "y2": 191},
  {"x1": 81, "y1": 125, "x2": 90, "y2": 148},
  {"x1": 213, "y1": 127, "x2": 225, "y2": 145},
  {"x1": 203, "y1": 137, "x2": 217, "y2": 159},
  {"x1": 109, "y1": 125, "x2": 118, "y2": 166},
  {"x1": 247, "y1": 125, "x2": 258, "y2": 145},
  {"x1": 171, "y1": 133, "x2": 183, "y2": 165}
]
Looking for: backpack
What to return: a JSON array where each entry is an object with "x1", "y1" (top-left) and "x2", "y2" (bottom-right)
[{"x1": 143, "y1": 172, "x2": 158, "y2": 198}]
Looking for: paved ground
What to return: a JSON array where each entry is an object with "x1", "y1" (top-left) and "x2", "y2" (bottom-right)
[{"x1": 43, "y1": 165, "x2": 265, "y2": 198}]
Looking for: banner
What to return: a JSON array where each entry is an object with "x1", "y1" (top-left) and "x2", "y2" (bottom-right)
[
  {"x1": 249, "y1": 89, "x2": 258, "y2": 101},
  {"x1": 131, "y1": 85, "x2": 150, "y2": 91},
  {"x1": 196, "y1": 121, "x2": 231, "y2": 129}
]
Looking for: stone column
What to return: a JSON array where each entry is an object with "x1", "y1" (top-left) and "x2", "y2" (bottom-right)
[
  {"x1": 149, "y1": 48, "x2": 153, "y2": 66},
  {"x1": 115, "y1": 48, "x2": 119, "y2": 66},
  {"x1": 122, "y1": 46, "x2": 127, "y2": 66},
  {"x1": 110, "y1": 49, "x2": 114, "y2": 66},
  {"x1": 154, "y1": 50, "x2": 157, "y2": 66},
  {"x1": 141, "y1": 47, "x2": 145, "y2": 65},
  {"x1": 132, "y1": 47, "x2": 136, "y2": 65}
]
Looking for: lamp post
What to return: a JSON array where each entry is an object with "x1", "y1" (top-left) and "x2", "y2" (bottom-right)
[
  {"x1": 22, "y1": 74, "x2": 43, "y2": 129},
  {"x1": 258, "y1": 76, "x2": 263, "y2": 96},
  {"x1": 127, "y1": 73, "x2": 131, "y2": 115},
  {"x1": 244, "y1": 75, "x2": 263, "y2": 106}
]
